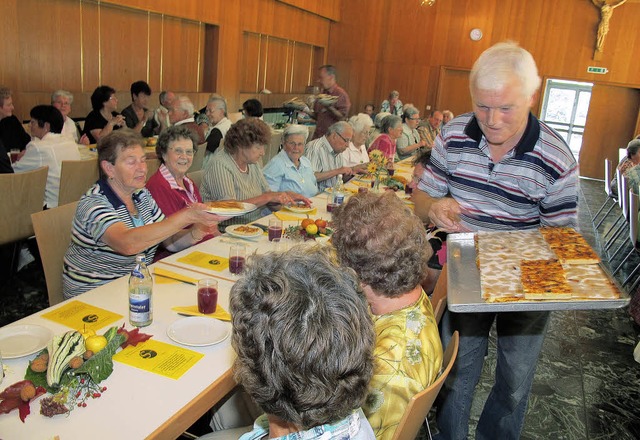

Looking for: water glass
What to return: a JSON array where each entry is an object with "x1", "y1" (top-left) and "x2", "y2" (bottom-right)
[
  {"x1": 229, "y1": 244, "x2": 247, "y2": 275},
  {"x1": 272, "y1": 237, "x2": 289, "y2": 253},
  {"x1": 197, "y1": 278, "x2": 218, "y2": 314}
]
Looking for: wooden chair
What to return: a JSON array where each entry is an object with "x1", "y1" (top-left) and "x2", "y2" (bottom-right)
[
  {"x1": 187, "y1": 142, "x2": 207, "y2": 173},
  {"x1": 58, "y1": 158, "x2": 99, "y2": 206},
  {"x1": 391, "y1": 331, "x2": 460, "y2": 440},
  {"x1": 187, "y1": 169, "x2": 204, "y2": 190},
  {"x1": 146, "y1": 158, "x2": 161, "y2": 180},
  {"x1": 31, "y1": 201, "x2": 78, "y2": 306},
  {"x1": 0, "y1": 166, "x2": 48, "y2": 246},
  {"x1": 430, "y1": 265, "x2": 448, "y2": 324}
]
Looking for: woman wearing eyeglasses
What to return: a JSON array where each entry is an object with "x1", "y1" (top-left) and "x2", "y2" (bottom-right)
[
  {"x1": 396, "y1": 106, "x2": 428, "y2": 161},
  {"x1": 83, "y1": 85, "x2": 126, "y2": 144},
  {"x1": 146, "y1": 125, "x2": 220, "y2": 259}
]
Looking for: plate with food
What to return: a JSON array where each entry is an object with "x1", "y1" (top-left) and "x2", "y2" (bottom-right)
[
  {"x1": 0, "y1": 324, "x2": 53, "y2": 359},
  {"x1": 283, "y1": 203, "x2": 315, "y2": 213},
  {"x1": 316, "y1": 93, "x2": 339, "y2": 106},
  {"x1": 225, "y1": 224, "x2": 264, "y2": 239},
  {"x1": 204, "y1": 201, "x2": 257, "y2": 217},
  {"x1": 283, "y1": 97, "x2": 307, "y2": 110}
]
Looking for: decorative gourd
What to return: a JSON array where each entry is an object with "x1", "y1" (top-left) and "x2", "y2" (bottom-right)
[{"x1": 46, "y1": 331, "x2": 85, "y2": 388}]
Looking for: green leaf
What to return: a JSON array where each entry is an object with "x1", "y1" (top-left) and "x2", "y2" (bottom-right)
[{"x1": 72, "y1": 333, "x2": 126, "y2": 384}]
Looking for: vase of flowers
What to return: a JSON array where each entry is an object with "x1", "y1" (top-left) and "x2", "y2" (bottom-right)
[{"x1": 367, "y1": 149, "x2": 388, "y2": 193}]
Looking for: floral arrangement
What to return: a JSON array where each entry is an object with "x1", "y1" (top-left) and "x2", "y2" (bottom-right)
[{"x1": 367, "y1": 150, "x2": 389, "y2": 191}]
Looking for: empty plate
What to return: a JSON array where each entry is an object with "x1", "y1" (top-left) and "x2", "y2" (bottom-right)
[
  {"x1": 167, "y1": 317, "x2": 231, "y2": 347},
  {"x1": 0, "y1": 324, "x2": 53, "y2": 359}
]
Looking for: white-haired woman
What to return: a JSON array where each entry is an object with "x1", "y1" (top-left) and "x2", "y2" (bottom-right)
[
  {"x1": 342, "y1": 113, "x2": 373, "y2": 169},
  {"x1": 380, "y1": 90, "x2": 402, "y2": 116},
  {"x1": 367, "y1": 111, "x2": 390, "y2": 148},
  {"x1": 51, "y1": 90, "x2": 89, "y2": 144},
  {"x1": 262, "y1": 124, "x2": 319, "y2": 197}
]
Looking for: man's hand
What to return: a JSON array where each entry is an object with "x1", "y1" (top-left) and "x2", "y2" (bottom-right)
[{"x1": 428, "y1": 198, "x2": 463, "y2": 232}]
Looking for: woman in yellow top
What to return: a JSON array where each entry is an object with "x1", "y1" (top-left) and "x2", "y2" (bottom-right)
[{"x1": 332, "y1": 191, "x2": 443, "y2": 440}]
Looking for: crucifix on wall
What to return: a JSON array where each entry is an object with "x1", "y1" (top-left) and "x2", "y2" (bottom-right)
[{"x1": 591, "y1": 0, "x2": 627, "y2": 60}]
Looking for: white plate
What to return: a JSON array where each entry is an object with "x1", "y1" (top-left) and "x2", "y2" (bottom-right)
[
  {"x1": 225, "y1": 224, "x2": 264, "y2": 239},
  {"x1": 283, "y1": 205, "x2": 315, "y2": 214},
  {"x1": 205, "y1": 202, "x2": 257, "y2": 217},
  {"x1": 0, "y1": 324, "x2": 53, "y2": 359},
  {"x1": 167, "y1": 317, "x2": 231, "y2": 347}
]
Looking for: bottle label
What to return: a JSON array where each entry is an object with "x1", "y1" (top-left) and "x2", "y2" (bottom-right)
[
  {"x1": 131, "y1": 268, "x2": 144, "y2": 279},
  {"x1": 130, "y1": 296, "x2": 150, "y2": 313},
  {"x1": 334, "y1": 194, "x2": 345, "y2": 205}
]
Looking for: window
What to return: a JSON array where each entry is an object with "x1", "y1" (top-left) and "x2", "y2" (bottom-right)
[{"x1": 540, "y1": 79, "x2": 593, "y2": 161}]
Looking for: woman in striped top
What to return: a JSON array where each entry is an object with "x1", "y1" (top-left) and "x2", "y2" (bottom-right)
[{"x1": 62, "y1": 129, "x2": 224, "y2": 298}]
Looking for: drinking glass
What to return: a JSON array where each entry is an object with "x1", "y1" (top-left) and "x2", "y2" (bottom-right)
[
  {"x1": 9, "y1": 149, "x2": 20, "y2": 163},
  {"x1": 268, "y1": 219, "x2": 283, "y2": 241},
  {"x1": 197, "y1": 278, "x2": 218, "y2": 314},
  {"x1": 272, "y1": 237, "x2": 289, "y2": 253},
  {"x1": 229, "y1": 244, "x2": 247, "y2": 275}
]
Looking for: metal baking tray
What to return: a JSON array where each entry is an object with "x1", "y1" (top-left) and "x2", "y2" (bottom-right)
[{"x1": 447, "y1": 233, "x2": 630, "y2": 313}]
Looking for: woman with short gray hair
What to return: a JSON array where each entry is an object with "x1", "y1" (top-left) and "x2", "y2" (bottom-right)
[
  {"x1": 397, "y1": 106, "x2": 428, "y2": 160},
  {"x1": 380, "y1": 90, "x2": 402, "y2": 116},
  {"x1": 366, "y1": 111, "x2": 390, "y2": 148},
  {"x1": 51, "y1": 90, "x2": 89, "y2": 144},
  {"x1": 262, "y1": 124, "x2": 319, "y2": 197},
  {"x1": 230, "y1": 246, "x2": 376, "y2": 439},
  {"x1": 331, "y1": 191, "x2": 443, "y2": 440},
  {"x1": 367, "y1": 114, "x2": 402, "y2": 162},
  {"x1": 342, "y1": 113, "x2": 373, "y2": 168}
]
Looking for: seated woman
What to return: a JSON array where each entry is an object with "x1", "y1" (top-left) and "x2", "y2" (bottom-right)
[
  {"x1": 63, "y1": 129, "x2": 223, "y2": 298},
  {"x1": 332, "y1": 192, "x2": 443, "y2": 440},
  {"x1": 200, "y1": 118, "x2": 310, "y2": 224},
  {"x1": 228, "y1": 246, "x2": 376, "y2": 440},
  {"x1": 83, "y1": 85, "x2": 126, "y2": 144},
  {"x1": 342, "y1": 113, "x2": 373, "y2": 168},
  {"x1": 262, "y1": 124, "x2": 318, "y2": 198},
  {"x1": 146, "y1": 125, "x2": 219, "y2": 260},
  {"x1": 366, "y1": 112, "x2": 390, "y2": 148},
  {"x1": 367, "y1": 115, "x2": 402, "y2": 163},
  {"x1": 121, "y1": 80, "x2": 159, "y2": 138},
  {"x1": 51, "y1": 90, "x2": 89, "y2": 144},
  {"x1": 13, "y1": 105, "x2": 81, "y2": 208},
  {"x1": 611, "y1": 138, "x2": 640, "y2": 195},
  {"x1": 380, "y1": 90, "x2": 402, "y2": 116}
]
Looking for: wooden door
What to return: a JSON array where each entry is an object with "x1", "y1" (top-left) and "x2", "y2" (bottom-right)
[
  {"x1": 435, "y1": 67, "x2": 473, "y2": 116},
  {"x1": 580, "y1": 84, "x2": 640, "y2": 179}
]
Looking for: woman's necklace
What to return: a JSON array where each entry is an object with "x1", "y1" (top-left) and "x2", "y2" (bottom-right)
[{"x1": 232, "y1": 155, "x2": 249, "y2": 173}]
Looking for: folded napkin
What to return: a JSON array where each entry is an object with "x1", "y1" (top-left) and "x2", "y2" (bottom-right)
[
  {"x1": 172, "y1": 305, "x2": 231, "y2": 321},
  {"x1": 176, "y1": 251, "x2": 229, "y2": 272},
  {"x1": 274, "y1": 208, "x2": 317, "y2": 221},
  {"x1": 154, "y1": 267, "x2": 199, "y2": 284}
]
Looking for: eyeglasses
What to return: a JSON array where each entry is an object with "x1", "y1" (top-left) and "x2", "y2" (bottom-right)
[
  {"x1": 108, "y1": 95, "x2": 117, "y2": 101},
  {"x1": 336, "y1": 132, "x2": 352, "y2": 144},
  {"x1": 169, "y1": 147, "x2": 195, "y2": 157},
  {"x1": 408, "y1": 117, "x2": 421, "y2": 121}
]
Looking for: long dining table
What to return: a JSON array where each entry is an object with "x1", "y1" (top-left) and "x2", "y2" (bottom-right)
[{"x1": 0, "y1": 163, "x2": 414, "y2": 439}]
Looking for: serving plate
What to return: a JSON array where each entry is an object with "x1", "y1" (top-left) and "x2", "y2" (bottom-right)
[
  {"x1": 283, "y1": 204, "x2": 315, "y2": 214},
  {"x1": 225, "y1": 224, "x2": 264, "y2": 239},
  {"x1": 204, "y1": 202, "x2": 257, "y2": 217},
  {"x1": 0, "y1": 324, "x2": 53, "y2": 359},
  {"x1": 167, "y1": 317, "x2": 230, "y2": 347}
]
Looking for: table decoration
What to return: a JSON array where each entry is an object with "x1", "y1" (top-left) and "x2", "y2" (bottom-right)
[{"x1": 367, "y1": 149, "x2": 389, "y2": 192}]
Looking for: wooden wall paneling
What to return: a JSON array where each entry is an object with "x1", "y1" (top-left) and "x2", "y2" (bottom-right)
[
  {"x1": 99, "y1": 4, "x2": 150, "y2": 91},
  {"x1": 161, "y1": 17, "x2": 203, "y2": 92},
  {"x1": 202, "y1": 25, "x2": 220, "y2": 93},
  {"x1": 16, "y1": 0, "x2": 82, "y2": 93},
  {"x1": 81, "y1": 1, "x2": 101, "y2": 93},
  {"x1": 579, "y1": 84, "x2": 640, "y2": 179},
  {"x1": 435, "y1": 67, "x2": 472, "y2": 118},
  {"x1": 147, "y1": 13, "x2": 163, "y2": 92},
  {"x1": 291, "y1": 43, "x2": 313, "y2": 93},
  {"x1": 264, "y1": 37, "x2": 289, "y2": 94},
  {"x1": 240, "y1": 33, "x2": 262, "y2": 93},
  {"x1": 276, "y1": 0, "x2": 341, "y2": 22},
  {"x1": 0, "y1": 0, "x2": 20, "y2": 89}
]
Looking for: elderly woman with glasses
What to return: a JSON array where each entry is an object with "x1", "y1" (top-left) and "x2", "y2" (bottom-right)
[
  {"x1": 146, "y1": 125, "x2": 219, "y2": 259},
  {"x1": 262, "y1": 124, "x2": 318, "y2": 198},
  {"x1": 332, "y1": 191, "x2": 443, "y2": 440},
  {"x1": 63, "y1": 130, "x2": 223, "y2": 298},
  {"x1": 341, "y1": 113, "x2": 373, "y2": 169},
  {"x1": 396, "y1": 106, "x2": 428, "y2": 161},
  {"x1": 225, "y1": 246, "x2": 376, "y2": 440}
]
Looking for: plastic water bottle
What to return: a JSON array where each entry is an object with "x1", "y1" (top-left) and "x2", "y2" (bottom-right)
[
  {"x1": 333, "y1": 174, "x2": 345, "y2": 206},
  {"x1": 129, "y1": 255, "x2": 153, "y2": 327}
]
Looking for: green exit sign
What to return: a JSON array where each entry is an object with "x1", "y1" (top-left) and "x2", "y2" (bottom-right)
[{"x1": 587, "y1": 66, "x2": 608, "y2": 74}]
